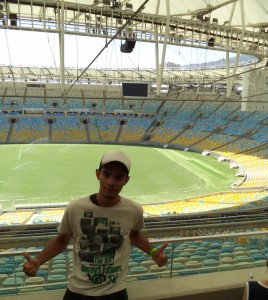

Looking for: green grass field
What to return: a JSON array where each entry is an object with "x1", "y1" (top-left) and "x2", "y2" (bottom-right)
[{"x1": 0, "y1": 144, "x2": 237, "y2": 210}]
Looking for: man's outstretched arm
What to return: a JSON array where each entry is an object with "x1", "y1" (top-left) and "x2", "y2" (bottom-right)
[
  {"x1": 130, "y1": 230, "x2": 168, "y2": 267},
  {"x1": 23, "y1": 232, "x2": 73, "y2": 276}
]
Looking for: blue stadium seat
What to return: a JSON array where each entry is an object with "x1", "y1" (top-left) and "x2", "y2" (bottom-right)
[
  {"x1": 46, "y1": 274, "x2": 67, "y2": 290},
  {"x1": 0, "y1": 268, "x2": 13, "y2": 276}
]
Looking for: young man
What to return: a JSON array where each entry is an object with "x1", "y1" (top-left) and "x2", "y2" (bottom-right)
[{"x1": 23, "y1": 149, "x2": 168, "y2": 300}]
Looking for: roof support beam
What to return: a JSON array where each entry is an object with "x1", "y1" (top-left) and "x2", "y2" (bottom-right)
[
  {"x1": 226, "y1": 0, "x2": 236, "y2": 96},
  {"x1": 155, "y1": 0, "x2": 170, "y2": 96},
  {"x1": 59, "y1": 0, "x2": 65, "y2": 96},
  {"x1": 227, "y1": 0, "x2": 245, "y2": 97},
  {"x1": 154, "y1": 0, "x2": 160, "y2": 96}
]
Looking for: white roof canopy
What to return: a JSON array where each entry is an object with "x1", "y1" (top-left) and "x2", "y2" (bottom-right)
[{"x1": 0, "y1": 0, "x2": 267, "y2": 96}]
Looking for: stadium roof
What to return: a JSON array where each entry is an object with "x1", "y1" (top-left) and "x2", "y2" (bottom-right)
[
  {"x1": 2, "y1": 0, "x2": 268, "y2": 29},
  {"x1": 86, "y1": 0, "x2": 268, "y2": 27},
  {"x1": 0, "y1": 0, "x2": 267, "y2": 96}
]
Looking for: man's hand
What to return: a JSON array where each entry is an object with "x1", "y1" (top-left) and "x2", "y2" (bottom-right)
[
  {"x1": 23, "y1": 252, "x2": 40, "y2": 277},
  {"x1": 152, "y1": 242, "x2": 168, "y2": 267}
]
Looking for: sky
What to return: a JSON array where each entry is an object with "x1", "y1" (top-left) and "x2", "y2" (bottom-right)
[{"x1": 0, "y1": 29, "x2": 230, "y2": 69}]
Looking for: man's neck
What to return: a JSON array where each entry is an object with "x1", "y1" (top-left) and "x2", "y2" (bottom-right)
[{"x1": 92, "y1": 193, "x2": 120, "y2": 207}]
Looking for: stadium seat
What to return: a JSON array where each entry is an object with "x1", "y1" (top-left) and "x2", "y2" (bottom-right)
[
  {"x1": 25, "y1": 276, "x2": 45, "y2": 286},
  {"x1": 46, "y1": 274, "x2": 68, "y2": 290},
  {"x1": 202, "y1": 259, "x2": 219, "y2": 267},
  {"x1": 173, "y1": 257, "x2": 188, "y2": 264},
  {"x1": 188, "y1": 255, "x2": 204, "y2": 262},
  {"x1": 220, "y1": 253, "x2": 233, "y2": 259},
  {"x1": 263, "y1": 248, "x2": 268, "y2": 254},
  {"x1": 210, "y1": 243, "x2": 221, "y2": 249},
  {"x1": 167, "y1": 263, "x2": 186, "y2": 271},
  {"x1": 248, "y1": 245, "x2": 260, "y2": 250},
  {"x1": 184, "y1": 247, "x2": 196, "y2": 253},
  {"x1": 13, "y1": 255, "x2": 25, "y2": 265},
  {"x1": 234, "y1": 246, "x2": 247, "y2": 251},
  {"x1": 36, "y1": 269, "x2": 48, "y2": 280},
  {"x1": 14, "y1": 266, "x2": 24, "y2": 272},
  {"x1": 0, "y1": 274, "x2": 8, "y2": 287},
  {"x1": 207, "y1": 249, "x2": 220, "y2": 255},
  {"x1": 251, "y1": 253, "x2": 267, "y2": 262},
  {"x1": 51, "y1": 263, "x2": 67, "y2": 270},
  {"x1": 249, "y1": 237, "x2": 261, "y2": 247},
  {"x1": 236, "y1": 255, "x2": 252, "y2": 263},
  {"x1": 130, "y1": 251, "x2": 140, "y2": 258},
  {"x1": 2, "y1": 277, "x2": 24, "y2": 288},
  {"x1": 185, "y1": 261, "x2": 202, "y2": 269},
  {"x1": 128, "y1": 261, "x2": 140, "y2": 270},
  {"x1": 49, "y1": 268, "x2": 68, "y2": 276},
  {"x1": 134, "y1": 256, "x2": 149, "y2": 263},
  {"x1": 39, "y1": 264, "x2": 49, "y2": 271},
  {"x1": 129, "y1": 266, "x2": 148, "y2": 275},
  {"x1": 0, "y1": 267, "x2": 13, "y2": 276},
  {"x1": 53, "y1": 254, "x2": 67, "y2": 261},
  {"x1": 149, "y1": 265, "x2": 167, "y2": 273},
  {"x1": 248, "y1": 249, "x2": 264, "y2": 256},
  {"x1": 234, "y1": 250, "x2": 248, "y2": 257},
  {"x1": 10, "y1": 271, "x2": 27, "y2": 282},
  {"x1": 219, "y1": 257, "x2": 236, "y2": 265},
  {"x1": 194, "y1": 250, "x2": 206, "y2": 256},
  {"x1": 140, "y1": 260, "x2": 155, "y2": 269},
  {"x1": 178, "y1": 251, "x2": 192, "y2": 258},
  {"x1": 3, "y1": 263, "x2": 15, "y2": 269},
  {"x1": 262, "y1": 237, "x2": 268, "y2": 247},
  {"x1": 220, "y1": 247, "x2": 233, "y2": 253},
  {"x1": 205, "y1": 253, "x2": 219, "y2": 260}
]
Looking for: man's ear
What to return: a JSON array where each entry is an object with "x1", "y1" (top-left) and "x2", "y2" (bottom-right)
[
  {"x1": 124, "y1": 175, "x2": 130, "y2": 185},
  {"x1": 96, "y1": 169, "x2": 100, "y2": 180}
]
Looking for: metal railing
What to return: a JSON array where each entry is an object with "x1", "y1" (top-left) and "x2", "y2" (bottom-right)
[{"x1": 1, "y1": 229, "x2": 268, "y2": 295}]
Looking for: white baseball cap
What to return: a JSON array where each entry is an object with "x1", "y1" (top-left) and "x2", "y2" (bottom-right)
[{"x1": 100, "y1": 150, "x2": 131, "y2": 173}]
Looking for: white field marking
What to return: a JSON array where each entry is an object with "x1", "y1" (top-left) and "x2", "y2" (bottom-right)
[
  {"x1": 57, "y1": 145, "x2": 72, "y2": 152},
  {"x1": 18, "y1": 145, "x2": 23, "y2": 159},
  {"x1": 30, "y1": 138, "x2": 49, "y2": 144},
  {"x1": 155, "y1": 148, "x2": 226, "y2": 177},
  {"x1": 18, "y1": 145, "x2": 35, "y2": 159},
  {"x1": 12, "y1": 161, "x2": 37, "y2": 171}
]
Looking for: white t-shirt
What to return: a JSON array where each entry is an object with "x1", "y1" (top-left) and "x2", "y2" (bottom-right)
[{"x1": 58, "y1": 195, "x2": 144, "y2": 296}]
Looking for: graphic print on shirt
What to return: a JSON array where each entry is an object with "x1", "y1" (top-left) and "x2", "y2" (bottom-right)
[{"x1": 78, "y1": 211, "x2": 124, "y2": 285}]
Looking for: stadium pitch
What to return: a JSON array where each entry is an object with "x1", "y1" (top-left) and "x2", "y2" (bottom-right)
[{"x1": 0, "y1": 144, "x2": 237, "y2": 210}]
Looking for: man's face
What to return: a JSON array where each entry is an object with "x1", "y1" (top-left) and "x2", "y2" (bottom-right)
[{"x1": 96, "y1": 162, "x2": 129, "y2": 200}]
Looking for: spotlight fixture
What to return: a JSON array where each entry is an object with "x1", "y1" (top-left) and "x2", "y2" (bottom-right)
[{"x1": 120, "y1": 38, "x2": 136, "y2": 53}]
